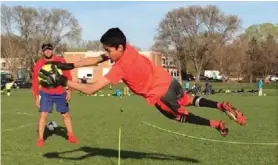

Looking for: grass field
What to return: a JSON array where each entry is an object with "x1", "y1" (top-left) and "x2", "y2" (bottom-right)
[{"x1": 1, "y1": 86, "x2": 277, "y2": 165}]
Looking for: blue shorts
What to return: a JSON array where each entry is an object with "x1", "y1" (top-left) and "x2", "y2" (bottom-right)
[{"x1": 39, "y1": 91, "x2": 69, "y2": 113}]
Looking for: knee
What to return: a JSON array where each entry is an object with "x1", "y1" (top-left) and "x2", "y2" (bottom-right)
[
  {"x1": 192, "y1": 96, "x2": 203, "y2": 106},
  {"x1": 178, "y1": 93, "x2": 193, "y2": 106},
  {"x1": 39, "y1": 112, "x2": 48, "y2": 120},
  {"x1": 61, "y1": 112, "x2": 70, "y2": 119}
]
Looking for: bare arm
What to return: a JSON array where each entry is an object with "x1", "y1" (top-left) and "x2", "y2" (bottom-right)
[
  {"x1": 67, "y1": 76, "x2": 111, "y2": 95},
  {"x1": 74, "y1": 56, "x2": 104, "y2": 68},
  {"x1": 46, "y1": 55, "x2": 109, "y2": 71}
]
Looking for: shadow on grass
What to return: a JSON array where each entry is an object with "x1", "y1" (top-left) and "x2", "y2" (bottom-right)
[
  {"x1": 43, "y1": 146, "x2": 200, "y2": 163},
  {"x1": 43, "y1": 126, "x2": 68, "y2": 141}
]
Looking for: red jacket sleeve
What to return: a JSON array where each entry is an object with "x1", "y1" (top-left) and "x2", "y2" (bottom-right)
[{"x1": 32, "y1": 62, "x2": 41, "y2": 100}]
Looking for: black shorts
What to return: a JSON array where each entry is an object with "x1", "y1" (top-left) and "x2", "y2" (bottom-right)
[{"x1": 155, "y1": 78, "x2": 185, "y2": 119}]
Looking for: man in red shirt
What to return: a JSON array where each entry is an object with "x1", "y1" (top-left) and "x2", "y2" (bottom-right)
[
  {"x1": 41, "y1": 28, "x2": 246, "y2": 137},
  {"x1": 32, "y1": 44, "x2": 78, "y2": 147}
]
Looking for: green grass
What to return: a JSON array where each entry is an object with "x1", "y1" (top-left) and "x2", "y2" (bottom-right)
[{"x1": 1, "y1": 88, "x2": 277, "y2": 165}]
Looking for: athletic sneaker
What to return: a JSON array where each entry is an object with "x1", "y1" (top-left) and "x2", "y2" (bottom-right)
[
  {"x1": 220, "y1": 101, "x2": 246, "y2": 125},
  {"x1": 68, "y1": 134, "x2": 79, "y2": 144},
  {"x1": 216, "y1": 121, "x2": 229, "y2": 137},
  {"x1": 37, "y1": 138, "x2": 44, "y2": 147}
]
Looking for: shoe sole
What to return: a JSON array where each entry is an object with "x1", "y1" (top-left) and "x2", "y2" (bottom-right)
[
  {"x1": 220, "y1": 129, "x2": 229, "y2": 137},
  {"x1": 217, "y1": 121, "x2": 229, "y2": 137},
  {"x1": 223, "y1": 103, "x2": 246, "y2": 125}
]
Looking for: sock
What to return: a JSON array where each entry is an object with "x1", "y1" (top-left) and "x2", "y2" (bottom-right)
[
  {"x1": 193, "y1": 96, "x2": 222, "y2": 110},
  {"x1": 177, "y1": 113, "x2": 211, "y2": 127},
  {"x1": 209, "y1": 120, "x2": 220, "y2": 128}
]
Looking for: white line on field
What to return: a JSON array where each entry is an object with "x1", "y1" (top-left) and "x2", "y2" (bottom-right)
[
  {"x1": 142, "y1": 121, "x2": 278, "y2": 146},
  {"x1": 16, "y1": 112, "x2": 34, "y2": 116},
  {"x1": 2, "y1": 123, "x2": 37, "y2": 133},
  {"x1": 2, "y1": 111, "x2": 34, "y2": 117}
]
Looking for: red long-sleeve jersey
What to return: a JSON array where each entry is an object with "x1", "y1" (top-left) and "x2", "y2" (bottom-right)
[{"x1": 32, "y1": 55, "x2": 72, "y2": 100}]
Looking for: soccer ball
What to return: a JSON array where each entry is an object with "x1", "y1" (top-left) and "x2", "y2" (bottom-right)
[
  {"x1": 39, "y1": 64, "x2": 63, "y2": 82},
  {"x1": 46, "y1": 121, "x2": 58, "y2": 131}
]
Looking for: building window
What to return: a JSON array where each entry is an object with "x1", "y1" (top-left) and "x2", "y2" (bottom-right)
[
  {"x1": 162, "y1": 59, "x2": 166, "y2": 65},
  {"x1": 1, "y1": 62, "x2": 6, "y2": 68}
]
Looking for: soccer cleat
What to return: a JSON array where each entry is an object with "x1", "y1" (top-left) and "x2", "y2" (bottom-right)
[
  {"x1": 216, "y1": 121, "x2": 229, "y2": 137},
  {"x1": 68, "y1": 134, "x2": 79, "y2": 144},
  {"x1": 37, "y1": 138, "x2": 44, "y2": 147},
  {"x1": 220, "y1": 101, "x2": 246, "y2": 125}
]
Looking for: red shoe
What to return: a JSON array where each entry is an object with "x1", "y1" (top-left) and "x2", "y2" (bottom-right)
[
  {"x1": 216, "y1": 121, "x2": 229, "y2": 137},
  {"x1": 37, "y1": 138, "x2": 44, "y2": 147},
  {"x1": 68, "y1": 134, "x2": 79, "y2": 144},
  {"x1": 220, "y1": 101, "x2": 246, "y2": 125}
]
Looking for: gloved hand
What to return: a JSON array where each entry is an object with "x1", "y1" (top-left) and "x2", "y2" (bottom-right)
[
  {"x1": 100, "y1": 54, "x2": 109, "y2": 62},
  {"x1": 45, "y1": 61, "x2": 75, "y2": 70},
  {"x1": 39, "y1": 64, "x2": 68, "y2": 87}
]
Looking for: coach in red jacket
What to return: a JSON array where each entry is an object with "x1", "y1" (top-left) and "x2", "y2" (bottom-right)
[{"x1": 32, "y1": 44, "x2": 78, "y2": 147}]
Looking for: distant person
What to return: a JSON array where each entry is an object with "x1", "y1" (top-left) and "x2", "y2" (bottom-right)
[
  {"x1": 80, "y1": 76, "x2": 87, "y2": 84},
  {"x1": 79, "y1": 76, "x2": 88, "y2": 95},
  {"x1": 184, "y1": 80, "x2": 190, "y2": 91},
  {"x1": 264, "y1": 75, "x2": 271, "y2": 84},
  {"x1": 123, "y1": 86, "x2": 130, "y2": 96},
  {"x1": 258, "y1": 79, "x2": 263, "y2": 96},
  {"x1": 116, "y1": 89, "x2": 122, "y2": 97},
  {"x1": 5, "y1": 79, "x2": 14, "y2": 96}
]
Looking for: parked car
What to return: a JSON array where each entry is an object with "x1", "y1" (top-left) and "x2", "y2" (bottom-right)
[
  {"x1": 182, "y1": 73, "x2": 196, "y2": 81},
  {"x1": 13, "y1": 78, "x2": 32, "y2": 89},
  {"x1": 270, "y1": 75, "x2": 278, "y2": 82},
  {"x1": 1, "y1": 72, "x2": 14, "y2": 90}
]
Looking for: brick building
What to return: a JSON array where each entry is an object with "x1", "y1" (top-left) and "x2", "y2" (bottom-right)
[{"x1": 63, "y1": 51, "x2": 166, "y2": 83}]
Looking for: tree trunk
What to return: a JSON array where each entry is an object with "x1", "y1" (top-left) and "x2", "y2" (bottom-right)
[
  {"x1": 249, "y1": 75, "x2": 253, "y2": 83},
  {"x1": 178, "y1": 61, "x2": 182, "y2": 85},
  {"x1": 195, "y1": 69, "x2": 201, "y2": 82}
]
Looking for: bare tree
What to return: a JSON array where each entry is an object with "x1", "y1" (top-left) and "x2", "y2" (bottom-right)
[
  {"x1": 1, "y1": 35, "x2": 24, "y2": 77},
  {"x1": 246, "y1": 37, "x2": 263, "y2": 82},
  {"x1": 1, "y1": 5, "x2": 82, "y2": 72},
  {"x1": 152, "y1": 39, "x2": 183, "y2": 84},
  {"x1": 260, "y1": 35, "x2": 278, "y2": 76},
  {"x1": 85, "y1": 40, "x2": 103, "y2": 51},
  {"x1": 215, "y1": 41, "x2": 246, "y2": 81},
  {"x1": 1, "y1": 6, "x2": 24, "y2": 77},
  {"x1": 155, "y1": 5, "x2": 241, "y2": 81}
]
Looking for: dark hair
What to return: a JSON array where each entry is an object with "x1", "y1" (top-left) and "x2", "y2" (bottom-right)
[
  {"x1": 100, "y1": 27, "x2": 126, "y2": 50},
  {"x1": 41, "y1": 43, "x2": 53, "y2": 52}
]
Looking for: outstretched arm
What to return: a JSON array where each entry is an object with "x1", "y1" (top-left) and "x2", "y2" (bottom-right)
[
  {"x1": 67, "y1": 76, "x2": 110, "y2": 95},
  {"x1": 74, "y1": 55, "x2": 108, "y2": 68},
  {"x1": 46, "y1": 54, "x2": 109, "y2": 70}
]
